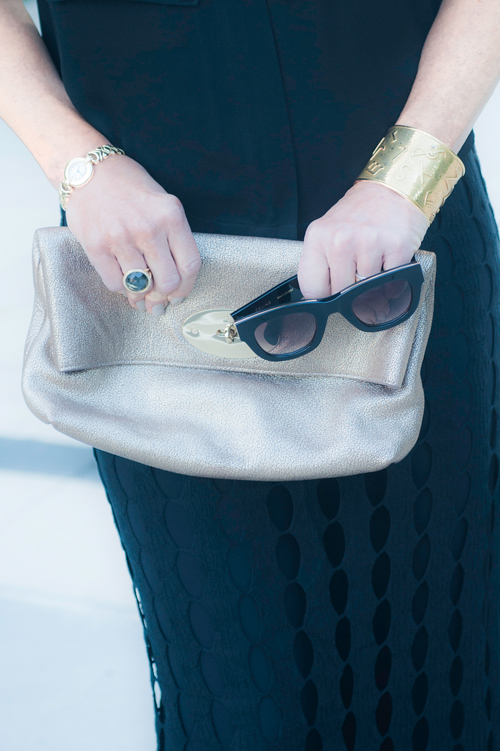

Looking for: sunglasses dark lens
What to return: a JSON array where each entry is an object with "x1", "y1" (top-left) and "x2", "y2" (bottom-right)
[
  {"x1": 351, "y1": 279, "x2": 412, "y2": 326},
  {"x1": 254, "y1": 311, "x2": 317, "y2": 355}
]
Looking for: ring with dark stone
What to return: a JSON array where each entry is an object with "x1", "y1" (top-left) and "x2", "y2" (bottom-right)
[{"x1": 123, "y1": 268, "x2": 153, "y2": 293}]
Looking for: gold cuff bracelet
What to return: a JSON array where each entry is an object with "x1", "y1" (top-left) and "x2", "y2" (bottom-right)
[{"x1": 356, "y1": 126, "x2": 465, "y2": 224}]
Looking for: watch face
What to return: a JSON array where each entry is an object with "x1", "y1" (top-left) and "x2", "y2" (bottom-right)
[{"x1": 64, "y1": 157, "x2": 94, "y2": 187}]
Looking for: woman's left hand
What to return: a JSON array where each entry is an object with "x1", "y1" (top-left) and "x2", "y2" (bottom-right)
[{"x1": 298, "y1": 180, "x2": 430, "y2": 299}]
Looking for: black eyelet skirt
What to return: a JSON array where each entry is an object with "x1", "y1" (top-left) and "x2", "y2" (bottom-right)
[{"x1": 94, "y1": 147, "x2": 500, "y2": 751}]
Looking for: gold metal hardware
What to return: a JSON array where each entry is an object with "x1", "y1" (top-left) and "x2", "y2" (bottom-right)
[{"x1": 182, "y1": 309, "x2": 257, "y2": 359}]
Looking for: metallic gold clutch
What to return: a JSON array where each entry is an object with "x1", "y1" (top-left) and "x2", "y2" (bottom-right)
[{"x1": 22, "y1": 228, "x2": 436, "y2": 481}]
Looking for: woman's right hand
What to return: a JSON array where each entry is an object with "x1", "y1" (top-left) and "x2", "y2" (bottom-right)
[{"x1": 65, "y1": 154, "x2": 201, "y2": 314}]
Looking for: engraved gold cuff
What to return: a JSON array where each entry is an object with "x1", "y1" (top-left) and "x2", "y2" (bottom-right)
[{"x1": 356, "y1": 126, "x2": 465, "y2": 224}]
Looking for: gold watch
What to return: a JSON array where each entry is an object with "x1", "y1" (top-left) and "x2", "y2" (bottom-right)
[{"x1": 59, "y1": 144, "x2": 125, "y2": 211}]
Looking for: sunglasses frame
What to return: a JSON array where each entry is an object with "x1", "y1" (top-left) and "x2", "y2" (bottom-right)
[{"x1": 230, "y1": 259, "x2": 424, "y2": 361}]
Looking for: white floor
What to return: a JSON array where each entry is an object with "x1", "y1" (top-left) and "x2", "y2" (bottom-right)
[{"x1": 1, "y1": 3, "x2": 500, "y2": 750}]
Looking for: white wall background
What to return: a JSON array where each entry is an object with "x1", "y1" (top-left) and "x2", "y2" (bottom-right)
[{"x1": 0, "y1": 2, "x2": 499, "y2": 750}]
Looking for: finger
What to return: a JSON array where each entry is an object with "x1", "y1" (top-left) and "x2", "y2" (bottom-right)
[
  {"x1": 298, "y1": 246, "x2": 330, "y2": 299},
  {"x1": 327, "y1": 249, "x2": 357, "y2": 296},
  {"x1": 354, "y1": 252, "x2": 384, "y2": 280},
  {"x1": 91, "y1": 253, "x2": 128, "y2": 294},
  {"x1": 165, "y1": 211, "x2": 201, "y2": 304},
  {"x1": 142, "y1": 235, "x2": 183, "y2": 315}
]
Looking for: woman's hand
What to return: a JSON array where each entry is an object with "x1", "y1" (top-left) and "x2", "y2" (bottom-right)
[
  {"x1": 298, "y1": 181, "x2": 430, "y2": 299},
  {"x1": 65, "y1": 154, "x2": 201, "y2": 314}
]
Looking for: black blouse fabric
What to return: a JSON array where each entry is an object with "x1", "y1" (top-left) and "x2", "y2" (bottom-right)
[{"x1": 38, "y1": 0, "x2": 472, "y2": 239}]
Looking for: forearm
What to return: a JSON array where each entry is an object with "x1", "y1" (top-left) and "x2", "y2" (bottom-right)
[
  {"x1": 0, "y1": 0, "x2": 105, "y2": 187},
  {"x1": 397, "y1": 0, "x2": 500, "y2": 152}
]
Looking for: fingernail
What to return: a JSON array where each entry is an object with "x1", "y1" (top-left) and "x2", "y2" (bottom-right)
[
  {"x1": 169, "y1": 296, "x2": 185, "y2": 306},
  {"x1": 151, "y1": 303, "x2": 165, "y2": 317},
  {"x1": 136, "y1": 299, "x2": 147, "y2": 312}
]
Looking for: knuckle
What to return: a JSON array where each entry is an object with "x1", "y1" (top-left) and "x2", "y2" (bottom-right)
[
  {"x1": 304, "y1": 219, "x2": 325, "y2": 243},
  {"x1": 156, "y1": 272, "x2": 181, "y2": 292},
  {"x1": 330, "y1": 229, "x2": 352, "y2": 251},
  {"x1": 164, "y1": 196, "x2": 186, "y2": 224},
  {"x1": 178, "y1": 255, "x2": 201, "y2": 277}
]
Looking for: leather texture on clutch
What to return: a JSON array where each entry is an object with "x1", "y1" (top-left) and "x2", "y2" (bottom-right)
[{"x1": 22, "y1": 227, "x2": 436, "y2": 481}]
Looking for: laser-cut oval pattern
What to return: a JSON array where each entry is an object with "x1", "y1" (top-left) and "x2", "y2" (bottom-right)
[
  {"x1": 412, "y1": 535, "x2": 431, "y2": 581},
  {"x1": 305, "y1": 728, "x2": 323, "y2": 750},
  {"x1": 411, "y1": 443, "x2": 433, "y2": 488},
  {"x1": 370, "y1": 506, "x2": 391, "y2": 553},
  {"x1": 454, "y1": 428, "x2": 473, "y2": 471},
  {"x1": 411, "y1": 672, "x2": 428, "y2": 716},
  {"x1": 238, "y1": 594, "x2": 261, "y2": 643},
  {"x1": 211, "y1": 700, "x2": 235, "y2": 746},
  {"x1": 340, "y1": 664, "x2": 354, "y2": 708},
  {"x1": 319, "y1": 480, "x2": 352, "y2": 750},
  {"x1": 373, "y1": 600, "x2": 391, "y2": 645},
  {"x1": 249, "y1": 644, "x2": 272, "y2": 694},
  {"x1": 490, "y1": 409, "x2": 497, "y2": 449},
  {"x1": 449, "y1": 655, "x2": 463, "y2": 697},
  {"x1": 266, "y1": 485, "x2": 294, "y2": 531},
  {"x1": 294, "y1": 630, "x2": 314, "y2": 679},
  {"x1": 335, "y1": 617, "x2": 351, "y2": 663},
  {"x1": 323, "y1": 522, "x2": 346, "y2": 568},
  {"x1": 284, "y1": 582, "x2": 307, "y2": 629},
  {"x1": 126, "y1": 501, "x2": 149, "y2": 546},
  {"x1": 411, "y1": 627, "x2": 429, "y2": 672},
  {"x1": 227, "y1": 545, "x2": 253, "y2": 593},
  {"x1": 489, "y1": 454, "x2": 499, "y2": 494},
  {"x1": 448, "y1": 610, "x2": 463, "y2": 653},
  {"x1": 450, "y1": 518, "x2": 468, "y2": 561},
  {"x1": 188, "y1": 601, "x2": 215, "y2": 650},
  {"x1": 164, "y1": 501, "x2": 194, "y2": 549},
  {"x1": 412, "y1": 717, "x2": 429, "y2": 751},
  {"x1": 330, "y1": 569, "x2": 349, "y2": 614},
  {"x1": 200, "y1": 651, "x2": 225, "y2": 699},
  {"x1": 341, "y1": 712, "x2": 356, "y2": 751},
  {"x1": 413, "y1": 490, "x2": 433, "y2": 537},
  {"x1": 217, "y1": 496, "x2": 243, "y2": 543},
  {"x1": 317, "y1": 478, "x2": 341, "y2": 519},
  {"x1": 176, "y1": 551, "x2": 205, "y2": 599},
  {"x1": 258, "y1": 696, "x2": 281, "y2": 744},
  {"x1": 364, "y1": 469, "x2": 388, "y2": 507},
  {"x1": 267, "y1": 484, "x2": 319, "y2": 748},
  {"x1": 454, "y1": 472, "x2": 471, "y2": 517},
  {"x1": 411, "y1": 582, "x2": 429, "y2": 625},
  {"x1": 375, "y1": 691, "x2": 392, "y2": 736},
  {"x1": 301, "y1": 680, "x2": 318, "y2": 726},
  {"x1": 275, "y1": 533, "x2": 301, "y2": 580},
  {"x1": 449, "y1": 564, "x2": 464, "y2": 607},
  {"x1": 371, "y1": 553, "x2": 390, "y2": 600},
  {"x1": 375, "y1": 645, "x2": 391, "y2": 691}
]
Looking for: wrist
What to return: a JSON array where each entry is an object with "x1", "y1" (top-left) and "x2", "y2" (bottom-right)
[
  {"x1": 42, "y1": 125, "x2": 110, "y2": 189},
  {"x1": 58, "y1": 143, "x2": 125, "y2": 211}
]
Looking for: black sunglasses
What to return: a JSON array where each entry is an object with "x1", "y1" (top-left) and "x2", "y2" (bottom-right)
[{"x1": 224, "y1": 259, "x2": 424, "y2": 361}]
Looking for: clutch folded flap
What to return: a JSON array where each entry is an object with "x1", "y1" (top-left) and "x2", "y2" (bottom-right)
[{"x1": 33, "y1": 228, "x2": 435, "y2": 389}]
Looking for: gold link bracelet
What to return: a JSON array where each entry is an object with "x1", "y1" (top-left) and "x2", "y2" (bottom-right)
[
  {"x1": 58, "y1": 144, "x2": 125, "y2": 211},
  {"x1": 356, "y1": 126, "x2": 465, "y2": 224}
]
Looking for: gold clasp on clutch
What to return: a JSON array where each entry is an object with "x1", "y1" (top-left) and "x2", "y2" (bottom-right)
[
  {"x1": 182, "y1": 309, "x2": 257, "y2": 359},
  {"x1": 216, "y1": 323, "x2": 238, "y2": 343}
]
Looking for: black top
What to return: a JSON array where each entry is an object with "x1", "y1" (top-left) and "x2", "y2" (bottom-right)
[{"x1": 38, "y1": 0, "x2": 473, "y2": 240}]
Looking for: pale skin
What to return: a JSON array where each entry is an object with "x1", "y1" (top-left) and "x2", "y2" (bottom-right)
[{"x1": 1, "y1": 0, "x2": 500, "y2": 313}]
